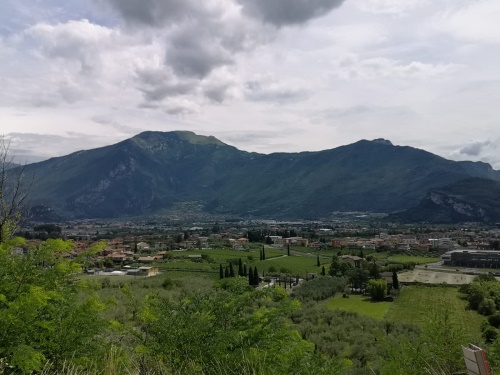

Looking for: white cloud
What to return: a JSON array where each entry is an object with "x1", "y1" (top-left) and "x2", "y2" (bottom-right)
[
  {"x1": 330, "y1": 55, "x2": 460, "y2": 80},
  {"x1": 433, "y1": 0, "x2": 500, "y2": 44}
]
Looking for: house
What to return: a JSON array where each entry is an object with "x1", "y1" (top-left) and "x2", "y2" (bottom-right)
[
  {"x1": 137, "y1": 256, "x2": 155, "y2": 263},
  {"x1": 136, "y1": 242, "x2": 150, "y2": 251},
  {"x1": 340, "y1": 255, "x2": 363, "y2": 268},
  {"x1": 138, "y1": 266, "x2": 160, "y2": 277}
]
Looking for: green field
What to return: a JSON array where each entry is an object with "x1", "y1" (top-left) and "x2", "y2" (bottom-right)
[
  {"x1": 324, "y1": 294, "x2": 392, "y2": 319},
  {"x1": 385, "y1": 286, "x2": 484, "y2": 341},
  {"x1": 263, "y1": 255, "x2": 328, "y2": 275},
  {"x1": 387, "y1": 255, "x2": 440, "y2": 264}
]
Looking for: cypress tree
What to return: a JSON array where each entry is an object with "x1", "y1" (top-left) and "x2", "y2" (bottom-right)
[
  {"x1": 317, "y1": 255, "x2": 320, "y2": 267},
  {"x1": 224, "y1": 267, "x2": 229, "y2": 278},
  {"x1": 287, "y1": 244, "x2": 290, "y2": 256},
  {"x1": 253, "y1": 267, "x2": 259, "y2": 286},
  {"x1": 392, "y1": 270, "x2": 399, "y2": 289},
  {"x1": 262, "y1": 248, "x2": 266, "y2": 260},
  {"x1": 249, "y1": 269, "x2": 253, "y2": 286},
  {"x1": 229, "y1": 262, "x2": 235, "y2": 277},
  {"x1": 219, "y1": 263, "x2": 224, "y2": 279},
  {"x1": 259, "y1": 249, "x2": 263, "y2": 261},
  {"x1": 321, "y1": 266, "x2": 325, "y2": 276},
  {"x1": 238, "y1": 258, "x2": 243, "y2": 276},
  {"x1": 243, "y1": 263, "x2": 247, "y2": 276}
]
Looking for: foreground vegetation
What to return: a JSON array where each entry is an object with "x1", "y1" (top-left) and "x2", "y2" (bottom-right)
[{"x1": 2, "y1": 236, "x2": 500, "y2": 375}]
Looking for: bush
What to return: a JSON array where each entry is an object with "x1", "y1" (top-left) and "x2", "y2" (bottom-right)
[
  {"x1": 367, "y1": 279, "x2": 387, "y2": 301},
  {"x1": 479, "y1": 298, "x2": 497, "y2": 316},
  {"x1": 162, "y1": 277, "x2": 174, "y2": 289},
  {"x1": 488, "y1": 313, "x2": 500, "y2": 328}
]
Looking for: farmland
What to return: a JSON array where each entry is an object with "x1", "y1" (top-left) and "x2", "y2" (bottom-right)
[
  {"x1": 324, "y1": 294, "x2": 392, "y2": 319},
  {"x1": 385, "y1": 285, "x2": 485, "y2": 341}
]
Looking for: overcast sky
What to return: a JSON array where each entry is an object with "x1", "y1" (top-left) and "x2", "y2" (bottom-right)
[{"x1": 1, "y1": 0, "x2": 500, "y2": 167}]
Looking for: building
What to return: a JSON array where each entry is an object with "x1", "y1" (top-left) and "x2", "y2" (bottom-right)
[{"x1": 441, "y1": 250, "x2": 500, "y2": 268}]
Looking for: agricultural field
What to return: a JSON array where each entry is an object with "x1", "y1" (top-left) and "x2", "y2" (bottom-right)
[
  {"x1": 372, "y1": 252, "x2": 440, "y2": 265},
  {"x1": 324, "y1": 294, "x2": 392, "y2": 319},
  {"x1": 263, "y1": 254, "x2": 328, "y2": 275},
  {"x1": 385, "y1": 285, "x2": 484, "y2": 341},
  {"x1": 398, "y1": 269, "x2": 475, "y2": 284}
]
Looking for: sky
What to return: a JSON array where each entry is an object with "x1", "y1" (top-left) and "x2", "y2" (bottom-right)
[{"x1": 1, "y1": 0, "x2": 500, "y2": 167}]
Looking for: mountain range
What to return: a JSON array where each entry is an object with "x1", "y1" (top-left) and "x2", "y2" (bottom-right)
[{"x1": 18, "y1": 131, "x2": 500, "y2": 223}]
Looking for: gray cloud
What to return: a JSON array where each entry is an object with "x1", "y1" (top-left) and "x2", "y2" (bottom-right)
[
  {"x1": 245, "y1": 78, "x2": 309, "y2": 103},
  {"x1": 91, "y1": 116, "x2": 143, "y2": 134},
  {"x1": 459, "y1": 141, "x2": 491, "y2": 157},
  {"x1": 238, "y1": 0, "x2": 345, "y2": 26},
  {"x1": 167, "y1": 24, "x2": 234, "y2": 78},
  {"x1": 135, "y1": 67, "x2": 197, "y2": 102},
  {"x1": 94, "y1": 0, "x2": 202, "y2": 27}
]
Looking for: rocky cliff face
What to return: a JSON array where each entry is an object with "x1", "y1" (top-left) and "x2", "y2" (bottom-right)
[{"x1": 392, "y1": 178, "x2": 500, "y2": 223}]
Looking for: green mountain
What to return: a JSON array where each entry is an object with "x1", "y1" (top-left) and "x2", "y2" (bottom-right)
[
  {"x1": 390, "y1": 178, "x2": 500, "y2": 224},
  {"x1": 21, "y1": 131, "x2": 500, "y2": 220}
]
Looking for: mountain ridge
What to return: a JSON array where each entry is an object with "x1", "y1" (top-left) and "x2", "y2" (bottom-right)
[{"x1": 19, "y1": 131, "x2": 500, "y2": 221}]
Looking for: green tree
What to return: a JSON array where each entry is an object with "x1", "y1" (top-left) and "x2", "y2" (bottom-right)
[
  {"x1": 262, "y1": 248, "x2": 266, "y2": 260},
  {"x1": 321, "y1": 266, "x2": 326, "y2": 276},
  {"x1": 238, "y1": 258, "x2": 243, "y2": 276},
  {"x1": 0, "y1": 238, "x2": 106, "y2": 373},
  {"x1": 229, "y1": 262, "x2": 235, "y2": 278},
  {"x1": 219, "y1": 263, "x2": 224, "y2": 279},
  {"x1": 367, "y1": 279, "x2": 387, "y2": 301},
  {"x1": 317, "y1": 255, "x2": 320, "y2": 267},
  {"x1": 253, "y1": 267, "x2": 259, "y2": 286},
  {"x1": 392, "y1": 270, "x2": 399, "y2": 289}
]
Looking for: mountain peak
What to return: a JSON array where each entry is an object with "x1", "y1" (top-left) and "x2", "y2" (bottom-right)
[
  {"x1": 371, "y1": 138, "x2": 393, "y2": 146},
  {"x1": 132, "y1": 131, "x2": 227, "y2": 147}
]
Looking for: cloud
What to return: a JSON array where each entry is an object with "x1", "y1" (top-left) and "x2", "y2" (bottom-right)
[
  {"x1": 433, "y1": 0, "x2": 500, "y2": 44},
  {"x1": 94, "y1": 0, "x2": 209, "y2": 28},
  {"x1": 244, "y1": 75, "x2": 309, "y2": 103},
  {"x1": 238, "y1": 0, "x2": 346, "y2": 26},
  {"x1": 356, "y1": 0, "x2": 429, "y2": 15},
  {"x1": 330, "y1": 55, "x2": 460, "y2": 80},
  {"x1": 27, "y1": 19, "x2": 116, "y2": 74},
  {"x1": 459, "y1": 141, "x2": 492, "y2": 157}
]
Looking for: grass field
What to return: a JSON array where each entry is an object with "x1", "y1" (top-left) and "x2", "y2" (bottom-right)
[
  {"x1": 324, "y1": 294, "x2": 392, "y2": 320},
  {"x1": 263, "y1": 255, "x2": 327, "y2": 275},
  {"x1": 385, "y1": 285, "x2": 484, "y2": 341},
  {"x1": 387, "y1": 255, "x2": 440, "y2": 264}
]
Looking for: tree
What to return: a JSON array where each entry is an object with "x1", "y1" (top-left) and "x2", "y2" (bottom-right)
[
  {"x1": 262, "y1": 248, "x2": 266, "y2": 260},
  {"x1": 220, "y1": 263, "x2": 224, "y2": 279},
  {"x1": 392, "y1": 270, "x2": 399, "y2": 289},
  {"x1": 229, "y1": 262, "x2": 235, "y2": 278},
  {"x1": 0, "y1": 238, "x2": 106, "y2": 373},
  {"x1": 317, "y1": 255, "x2": 320, "y2": 267},
  {"x1": 321, "y1": 266, "x2": 326, "y2": 276},
  {"x1": 253, "y1": 267, "x2": 259, "y2": 286},
  {"x1": 260, "y1": 249, "x2": 263, "y2": 261},
  {"x1": 367, "y1": 279, "x2": 387, "y2": 301},
  {"x1": 243, "y1": 263, "x2": 247, "y2": 276},
  {"x1": 248, "y1": 268, "x2": 254, "y2": 286},
  {"x1": 238, "y1": 258, "x2": 243, "y2": 276},
  {"x1": 287, "y1": 244, "x2": 290, "y2": 256},
  {"x1": 0, "y1": 138, "x2": 33, "y2": 243}
]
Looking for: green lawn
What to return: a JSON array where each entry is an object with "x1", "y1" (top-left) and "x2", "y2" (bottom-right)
[
  {"x1": 324, "y1": 294, "x2": 392, "y2": 320},
  {"x1": 385, "y1": 286, "x2": 484, "y2": 341}
]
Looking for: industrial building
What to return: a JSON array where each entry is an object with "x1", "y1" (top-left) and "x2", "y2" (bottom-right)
[{"x1": 441, "y1": 250, "x2": 500, "y2": 268}]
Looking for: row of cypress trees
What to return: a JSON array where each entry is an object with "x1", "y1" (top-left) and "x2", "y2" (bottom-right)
[{"x1": 219, "y1": 259, "x2": 260, "y2": 286}]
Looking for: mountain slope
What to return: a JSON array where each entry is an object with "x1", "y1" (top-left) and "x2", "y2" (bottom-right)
[
  {"x1": 21, "y1": 131, "x2": 500, "y2": 220},
  {"x1": 390, "y1": 178, "x2": 500, "y2": 224}
]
